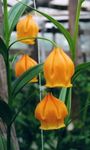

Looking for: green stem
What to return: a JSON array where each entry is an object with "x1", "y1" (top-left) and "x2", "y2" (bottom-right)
[
  {"x1": 6, "y1": 53, "x2": 12, "y2": 150},
  {"x1": 8, "y1": 36, "x2": 58, "y2": 50},
  {"x1": 6, "y1": 51, "x2": 12, "y2": 105},
  {"x1": 73, "y1": 0, "x2": 82, "y2": 61},
  {"x1": 3, "y1": 2, "x2": 12, "y2": 150},
  {"x1": 3, "y1": 0, "x2": 9, "y2": 46},
  {"x1": 7, "y1": 125, "x2": 11, "y2": 150}
]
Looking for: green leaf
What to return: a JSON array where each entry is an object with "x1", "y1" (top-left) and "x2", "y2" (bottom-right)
[
  {"x1": 0, "y1": 135, "x2": 6, "y2": 150},
  {"x1": 72, "y1": 62, "x2": 90, "y2": 82},
  {"x1": 66, "y1": 88, "x2": 72, "y2": 114},
  {"x1": 65, "y1": 88, "x2": 72, "y2": 125},
  {"x1": 81, "y1": 0, "x2": 85, "y2": 3},
  {"x1": 33, "y1": 8, "x2": 73, "y2": 51},
  {"x1": 17, "y1": 1, "x2": 74, "y2": 58},
  {"x1": 0, "y1": 37, "x2": 8, "y2": 64},
  {"x1": 0, "y1": 135, "x2": 16, "y2": 150},
  {"x1": 37, "y1": 12, "x2": 74, "y2": 53},
  {"x1": 59, "y1": 87, "x2": 72, "y2": 125},
  {"x1": 75, "y1": 62, "x2": 90, "y2": 72},
  {"x1": 8, "y1": 0, "x2": 30, "y2": 39},
  {"x1": 59, "y1": 88, "x2": 67, "y2": 102},
  {"x1": 0, "y1": 98, "x2": 14, "y2": 125},
  {"x1": 12, "y1": 63, "x2": 43, "y2": 97}
]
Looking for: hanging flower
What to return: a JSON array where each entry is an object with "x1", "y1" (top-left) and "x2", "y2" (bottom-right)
[
  {"x1": 44, "y1": 47, "x2": 74, "y2": 87},
  {"x1": 17, "y1": 15, "x2": 39, "y2": 45},
  {"x1": 35, "y1": 93, "x2": 68, "y2": 130},
  {"x1": 15, "y1": 54, "x2": 38, "y2": 82}
]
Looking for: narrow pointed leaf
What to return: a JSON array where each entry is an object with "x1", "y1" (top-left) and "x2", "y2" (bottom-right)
[
  {"x1": 65, "y1": 88, "x2": 72, "y2": 125},
  {"x1": 34, "y1": 9, "x2": 74, "y2": 54},
  {"x1": 72, "y1": 62, "x2": 90, "y2": 82},
  {"x1": 66, "y1": 88, "x2": 72, "y2": 114},
  {"x1": 59, "y1": 88, "x2": 72, "y2": 125},
  {"x1": 0, "y1": 135, "x2": 6, "y2": 150},
  {"x1": 75, "y1": 62, "x2": 90, "y2": 72},
  {"x1": 0, "y1": 37, "x2": 8, "y2": 63},
  {"x1": 0, "y1": 135, "x2": 15, "y2": 150},
  {"x1": 59, "y1": 88, "x2": 67, "y2": 102},
  {"x1": 12, "y1": 63, "x2": 43, "y2": 97},
  {"x1": 17, "y1": 1, "x2": 74, "y2": 57}
]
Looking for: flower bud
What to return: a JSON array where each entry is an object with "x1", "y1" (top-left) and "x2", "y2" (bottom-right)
[
  {"x1": 35, "y1": 93, "x2": 68, "y2": 130},
  {"x1": 17, "y1": 15, "x2": 39, "y2": 45},
  {"x1": 15, "y1": 54, "x2": 38, "y2": 82},
  {"x1": 44, "y1": 47, "x2": 74, "y2": 87}
]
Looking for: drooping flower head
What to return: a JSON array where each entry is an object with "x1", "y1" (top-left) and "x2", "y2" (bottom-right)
[
  {"x1": 15, "y1": 54, "x2": 38, "y2": 82},
  {"x1": 44, "y1": 47, "x2": 75, "y2": 87},
  {"x1": 17, "y1": 15, "x2": 39, "y2": 45},
  {"x1": 35, "y1": 93, "x2": 68, "y2": 130}
]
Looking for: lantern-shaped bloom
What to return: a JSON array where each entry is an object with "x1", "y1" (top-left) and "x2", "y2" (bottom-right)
[
  {"x1": 15, "y1": 54, "x2": 38, "y2": 82},
  {"x1": 17, "y1": 15, "x2": 39, "y2": 45},
  {"x1": 44, "y1": 47, "x2": 74, "y2": 87},
  {"x1": 35, "y1": 93, "x2": 68, "y2": 130}
]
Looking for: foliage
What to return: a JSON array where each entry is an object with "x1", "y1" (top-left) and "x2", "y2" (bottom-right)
[
  {"x1": 13, "y1": 68, "x2": 90, "y2": 150},
  {"x1": 0, "y1": 0, "x2": 89, "y2": 150}
]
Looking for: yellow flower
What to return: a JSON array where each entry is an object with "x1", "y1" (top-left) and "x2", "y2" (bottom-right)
[
  {"x1": 44, "y1": 47, "x2": 74, "y2": 87},
  {"x1": 15, "y1": 54, "x2": 38, "y2": 82},
  {"x1": 17, "y1": 15, "x2": 39, "y2": 45},
  {"x1": 35, "y1": 93, "x2": 68, "y2": 130}
]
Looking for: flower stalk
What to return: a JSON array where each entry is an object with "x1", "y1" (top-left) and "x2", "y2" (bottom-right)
[
  {"x1": 3, "y1": 1, "x2": 12, "y2": 150},
  {"x1": 3, "y1": 0, "x2": 9, "y2": 46},
  {"x1": 8, "y1": 36, "x2": 58, "y2": 50}
]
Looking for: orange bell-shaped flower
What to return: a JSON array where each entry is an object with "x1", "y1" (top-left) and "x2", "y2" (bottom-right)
[
  {"x1": 44, "y1": 47, "x2": 74, "y2": 87},
  {"x1": 17, "y1": 15, "x2": 39, "y2": 45},
  {"x1": 15, "y1": 54, "x2": 38, "y2": 82},
  {"x1": 35, "y1": 93, "x2": 68, "y2": 130}
]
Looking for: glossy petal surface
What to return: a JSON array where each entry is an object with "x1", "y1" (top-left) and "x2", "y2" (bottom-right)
[
  {"x1": 44, "y1": 48, "x2": 75, "y2": 87},
  {"x1": 17, "y1": 15, "x2": 39, "y2": 45},
  {"x1": 35, "y1": 93, "x2": 68, "y2": 130},
  {"x1": 15, "y1": 54, "x2": 38, "y2": 82}
]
